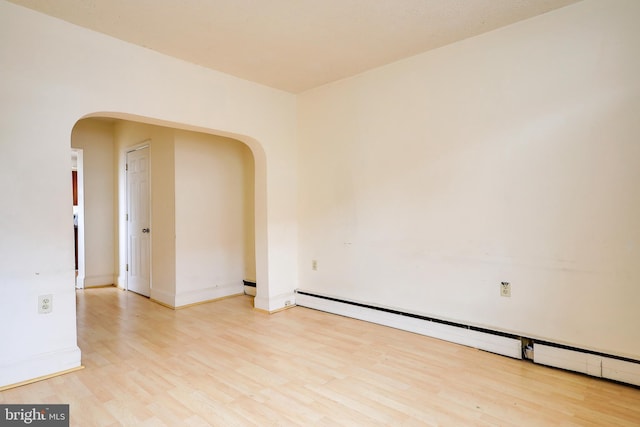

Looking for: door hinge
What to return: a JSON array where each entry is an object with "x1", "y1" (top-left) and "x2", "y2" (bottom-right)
[
  {"x1": 125, "y1": 163, "x2": 128, "y2": 171},
  {"x1": 126, "y1": 264, "x2": 129, "y2": 272},
  {"x1": 126, "y1": 213, "x2": 129, "y2": 221}
]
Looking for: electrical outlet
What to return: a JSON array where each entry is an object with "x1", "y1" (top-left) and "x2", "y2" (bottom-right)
[
  {"x1": 284, "y1": 300, "x2": 292, "y2": 306},
  {"x1": 38, "y1": 294, "x2": 53, "y2": 314},
  {"x1": 500, "y1": 282, "x2": 511, "y2": 297},
  {"x1": 311, "y1": 260, "x2": 318, "y2": 271}
]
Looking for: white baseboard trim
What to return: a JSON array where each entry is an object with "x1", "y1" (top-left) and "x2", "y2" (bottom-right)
[
  {"x1": 84, "y1": 274, "x2": 115, "y2": 288},
  {"x1": 174, "y1": 282, "x2": 244, "y2": 308},
  {"x1": 0, "y1": 346, "x2": 82, "y2": 388},
  {"x1": 254, "y1": 291, "x2": 296, "y2": 313},
  {"x1": 295, "y1": 290, "x2": 522, "y2": 359},
  {"x1": 150, "y1": 288, "x2": 176, "y2": 307},
  {"x1": 534, "y1": 344, "x2": 640, "y2": 386}
]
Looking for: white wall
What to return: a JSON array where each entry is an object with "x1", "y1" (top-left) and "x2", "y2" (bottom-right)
[
  {"x1": 297, "y1": 0, "x2": 640, "y2": 359},
  {"x1": 174, "y1": 130, "x2": 255, "y2": 306},
  {"x1": 0, "y1": 0, "x2": 297, "y2": 387},
  {"x1": 71, "y1": 119, "x2": 116, "y2": 287}
]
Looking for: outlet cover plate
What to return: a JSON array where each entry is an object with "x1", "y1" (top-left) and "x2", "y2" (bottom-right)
[
  {"x1": 38, "y1": 294, "x2": 53, "y2": 314},
  {"x1": 500, "y1": 282, "x2": 511, "y2": 297}
]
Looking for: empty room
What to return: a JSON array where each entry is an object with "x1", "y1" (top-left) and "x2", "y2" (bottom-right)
[{"x1": 1, "y1": 0, "x2": 639, "y2": 425}]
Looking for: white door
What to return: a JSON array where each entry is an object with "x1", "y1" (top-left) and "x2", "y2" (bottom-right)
[{"x1": 126, "y1": 147, "x2": 151, "y2": 297}]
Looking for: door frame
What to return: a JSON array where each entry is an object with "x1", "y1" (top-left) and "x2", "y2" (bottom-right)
[
  {"x1": 71, "y1": 148, "x2": 86, "y2": 289},
  {"x1": 124, "y1": 142, "x2": 151, "y2": 295}
]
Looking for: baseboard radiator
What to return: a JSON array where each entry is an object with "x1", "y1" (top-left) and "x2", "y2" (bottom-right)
[
  {"x1": 534, "y1": 343, "x2": 640, "y2": 386},
  {"x1": 243, "y1": 280, "x2": 256, "y2": 296},
  {"x1": 295, "y1": 290, "x2": 640, "y2": 387}
]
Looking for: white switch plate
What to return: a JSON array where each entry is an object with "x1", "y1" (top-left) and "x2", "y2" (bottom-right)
[{"x1": 38, "y1": 294, "x2": 53, "y2": 314}]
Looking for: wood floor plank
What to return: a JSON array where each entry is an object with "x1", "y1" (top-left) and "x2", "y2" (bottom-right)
[{"x1": 1, "y1": 287, "x2": 639, "y2": 426}]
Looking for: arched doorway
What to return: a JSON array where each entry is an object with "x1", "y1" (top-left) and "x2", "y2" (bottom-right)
[{"x1": 72, "y1": 113, "x2": 267, "y2": 308}]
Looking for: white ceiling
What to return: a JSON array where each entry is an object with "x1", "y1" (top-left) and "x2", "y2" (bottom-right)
[{"x1": 8, "y1": 0, "x2": 580, "y2": 93}]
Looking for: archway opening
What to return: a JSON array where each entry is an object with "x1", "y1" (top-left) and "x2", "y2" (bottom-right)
[{"x1": 71, "y1": 112, "x2": 267, "y2": 309}]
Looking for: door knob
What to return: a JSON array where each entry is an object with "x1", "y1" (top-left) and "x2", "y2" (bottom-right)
[{"x1": 142, "y1": 228, "x2": 150, "y2": 233}]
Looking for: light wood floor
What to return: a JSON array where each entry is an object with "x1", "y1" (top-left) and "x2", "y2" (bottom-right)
[{"x1": 1, "y1": 287, "x2": 639, "y2": 426}]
